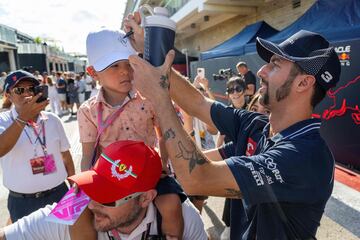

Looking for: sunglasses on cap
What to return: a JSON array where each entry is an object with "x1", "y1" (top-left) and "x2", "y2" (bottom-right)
[
  {"x1": 226, "y1": 85, "x2": 243, "y2": 94},
  {"x1": 11, "y1": 86, "x2": 35, "y2": 95},
  {"x1": 100, "y1": 192, "x2": 144, "y2": 208}
]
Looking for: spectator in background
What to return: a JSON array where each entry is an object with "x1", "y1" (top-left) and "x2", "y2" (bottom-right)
[
  {"x1": 67, "y1": 73, "x2": 80, "y2": 116},
  {"x1": 50, "y1": 70, "x2": 56, "y2": 80},
  {"x1": 0, "y1": 72, "x2": 7, "y2": 93},
  {"x1": 46, "y1": 77, "x2": 62, "y2": 115},
  {"x1": 55, "y1": 71, "x2": 67, "y2": 113},
  {"x1": 0, "y1": 70, "x2": 75, "y2": 222},
  {"x1": 247, "y1": 90, "x2": 270, "y2": 115},
  {"x1": 76, "y1": 74, "x2": 86, "y2": 104},
  {"x1": 217, "y1": 76, "x2": 247, "y2": 147},
  {"x1": 236, "y1": 61, "x2": 257, "y2": 97},
  {"x1": 82, "y1": 72, "x2": 93, "y2": 100},
  {"x1": 42, "y1": 72, "x2": 49, "y2": 84},
  {"x1": 33, "y1": 70, "x2": 44, "y2": 83},
  {"x1": 0, "y1": 72, "x2": 12, "y2": 111}
]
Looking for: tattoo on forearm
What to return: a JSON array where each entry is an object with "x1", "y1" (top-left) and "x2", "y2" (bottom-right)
[
  {"x1": 159, "y1": 75, "x2": 170, "y2": 89},
  {"x1": 225, "y1": 188, "x2": 242, "y2": 198},
  {"x1": 175, "y1": 141, "x2": 207, "y2": 173},
  {"x1": 164, "y1": 128, "x2": 176, "y2": 141}
]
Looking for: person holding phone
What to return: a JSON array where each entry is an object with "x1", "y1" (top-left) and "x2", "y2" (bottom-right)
[{"x1": 0, "y1": 70, "x2": 75, "y2": 222}]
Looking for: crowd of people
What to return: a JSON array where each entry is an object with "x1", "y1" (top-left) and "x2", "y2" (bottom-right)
[{"x1": 0, "y1": 9, "x2": 342, "y2": 240}]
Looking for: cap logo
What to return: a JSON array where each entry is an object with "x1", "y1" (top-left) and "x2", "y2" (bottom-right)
[
  {"x1": 118, "y1": 37, "x2": 128, "y2": 46},
  {"x1": 321, "y1": 71, "x2": 333, "y2": 83},
  {"x1": 12, "y1": 76, "x2": 17, "y2": 81},
  {"x1": 101, "y1": 153, "x2": 138, "y2": 180}
]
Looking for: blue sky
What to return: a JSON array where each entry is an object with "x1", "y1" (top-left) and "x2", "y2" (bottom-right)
[{"x1": 0, "y1": 0, "x2": 128, "y2": 54}]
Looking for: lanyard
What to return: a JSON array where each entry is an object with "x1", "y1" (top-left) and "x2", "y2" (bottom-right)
[
  {"x1": 90, "y1": 97, "x2": 132, "y2": 167},
  {"x1": 10, "y1": 112, "x2": 47, "y2": 156},
  {"x1": 24, "y1": 121, "x2": 47, "y2": 156},
  {"x1": 106, "y1": 223, "x2": 151, "y2": 240}
]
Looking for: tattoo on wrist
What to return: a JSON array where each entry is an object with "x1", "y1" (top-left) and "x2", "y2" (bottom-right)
[
  {"x1": 175, "y1": 141, "x2": 207, "y2": 173},
  {"x1": 159, "y1": 75, "x2": 170, "y2": 89},
  {"x1": 164, "y1": 128, "x2": 176, "y2": 141},
  {"x1": 225, "y1": 188, "x2": 242, "y2": 198}
]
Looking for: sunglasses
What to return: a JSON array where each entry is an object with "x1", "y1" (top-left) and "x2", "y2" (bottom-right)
[
  {"x1": 100, "y1": 192, "x2": 144, "y2": 208},
  {"x1": 226, "y1": 85, "x2": 243, "y2": 94},
  {"x1": 12, "y1": 86, "x2": 35, "y2": 95}
]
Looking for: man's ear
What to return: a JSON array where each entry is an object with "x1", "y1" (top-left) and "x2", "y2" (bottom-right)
[
  {"x1": 4, "y1": 91, "x2": 12, "y2": 102},
  {"x1": 139, "y1": 190, "x2": 157, "y2": 208},
  {"x1": 296, "y1": 75, "x2": 316, "y2": 93}
]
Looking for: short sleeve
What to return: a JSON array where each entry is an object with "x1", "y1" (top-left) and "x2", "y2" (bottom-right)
[
  {"x1": 210, "y1": 102, "x2": 259, "y2": 143},
  {"x1": 219, "y1": 141, "x2": 235, "y2": 159},
  {"x1": 225, "y1": 142, "x2": 330, "y2": 206},
  {"x1": 52, "y1": 115, "x2": 71, "y2": 152},
  {"x1": 0, "y1": 111, "x2": 11, "y2": 135},
  {"x1": 77, "y1": 105, "x2": 97, "y2": 143},
  {"x1": 182, "y1": 199, "x2": 208, "y2": 240},
  {"x1": 4, "y1": 204, "x2": 70, "y2": 240}
]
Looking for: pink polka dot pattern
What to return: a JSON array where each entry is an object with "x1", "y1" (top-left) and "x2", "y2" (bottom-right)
[{"x1": 77, "y1": 88, "x2": 157, "y2": 148}]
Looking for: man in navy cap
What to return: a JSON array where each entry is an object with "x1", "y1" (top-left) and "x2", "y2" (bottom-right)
[
  {"x1": 127, "y1": 15, "x2": 341, "y2": 239},
  {"x1": 0, "y1": 70, "x2": 75, "y2": 222}
]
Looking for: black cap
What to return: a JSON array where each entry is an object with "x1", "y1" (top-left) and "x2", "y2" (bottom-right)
[
  {"x1": 3, "y1": 70, "x2": 40, "y2": 92},
  {"x1": 256, "y1": 30, "x2": 341, "y2": 91}
]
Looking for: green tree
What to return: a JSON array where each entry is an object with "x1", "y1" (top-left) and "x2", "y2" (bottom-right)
[{"x1": 34, "y1": 37, "x2": 42, "y2": 44}]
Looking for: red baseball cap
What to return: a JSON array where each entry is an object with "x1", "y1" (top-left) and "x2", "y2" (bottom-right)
[{"x1": 69, "y1": 140, "x2": 162, "y2": 203}]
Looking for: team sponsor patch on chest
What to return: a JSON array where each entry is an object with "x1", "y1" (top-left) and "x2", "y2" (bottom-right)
[{"x1": 246, "y1": 137, "x2": 257, "y2": 156}]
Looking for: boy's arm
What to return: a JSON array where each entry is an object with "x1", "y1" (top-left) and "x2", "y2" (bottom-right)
[
  {"x1": 77, "y1": 105, "x2": 98, "y2": 171},
  {"x1": 155, "y1": 194, "x2": 184, "y2": 239},
  {"x1": 81, "y1": 142, "x2": 96, "y2": 171}
]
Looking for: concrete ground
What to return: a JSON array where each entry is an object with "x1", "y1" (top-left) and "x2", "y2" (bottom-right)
[{"x1": 0, "y1": 112, "x2": 359, "y2": 239}]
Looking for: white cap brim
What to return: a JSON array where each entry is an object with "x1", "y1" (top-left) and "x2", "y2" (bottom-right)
[{"x1": 93, "y1": 50, "x2": 134, "y2": 72}]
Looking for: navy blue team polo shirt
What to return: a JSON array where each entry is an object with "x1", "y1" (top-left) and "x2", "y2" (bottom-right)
[{"x1": 211, "y1": 102, "x2": 334, "y2": 240}]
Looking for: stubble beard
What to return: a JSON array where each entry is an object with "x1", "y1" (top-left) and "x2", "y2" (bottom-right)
[
  {"x1": 92, "y1": 203, "x2": 143, "y2": 232},
  {"x1": 260, "y1": 67, "x2": 298, "y2": 107}
]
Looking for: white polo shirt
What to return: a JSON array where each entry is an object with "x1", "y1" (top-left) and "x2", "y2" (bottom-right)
[
  {"x1": 0, "y1": 108, "x2": 70, "y2": 193},
  {"x1": 4, "y1": 199, "x2": 208, "y2": 240}
]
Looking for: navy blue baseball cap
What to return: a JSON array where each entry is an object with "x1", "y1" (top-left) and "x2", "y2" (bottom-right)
[
  {"x1": 3, "y1": 70, "x2": 40, "y2": 92},
  {"x1": 256, "y1": 30, "x2": 341, "y2": 91}
]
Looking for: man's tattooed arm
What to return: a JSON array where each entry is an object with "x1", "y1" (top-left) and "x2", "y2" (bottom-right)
[
  {"x1": 175, "y1": 141, "x2": 208, "y2": 174},
  {"x1": 163, "y1": 128, "x2": 176, "y2": 141},
  {"x1": 164, "y1": 128, "x2": 208, "y2": 173},
  {"x1": 159, "y1": 75, "x2": 170, "y2": 89}
]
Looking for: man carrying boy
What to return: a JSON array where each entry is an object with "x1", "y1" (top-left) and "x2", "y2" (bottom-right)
[{"x1": 77, "y1": 27, "x2": 185, "y2": 238}]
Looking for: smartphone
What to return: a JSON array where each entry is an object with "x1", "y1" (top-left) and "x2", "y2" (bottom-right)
[
  {"x1": 34, "y1": 85, "x2": 48, "y2": 103},
  {"x1": 197, "y1": 68, "x2": 205, "y2": 78}
]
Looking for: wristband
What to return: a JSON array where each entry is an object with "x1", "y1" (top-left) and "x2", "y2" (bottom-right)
[{"x1": 15, "y1": 117, "x2": 28, "y2": 126}]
